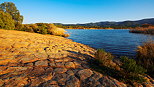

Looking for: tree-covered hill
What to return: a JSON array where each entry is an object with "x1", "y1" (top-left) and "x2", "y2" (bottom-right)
[{"x1": 54, "y1": 18, "x2": 154, "y2": 29}]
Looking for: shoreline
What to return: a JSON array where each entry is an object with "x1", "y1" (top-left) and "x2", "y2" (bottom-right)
[
  {"x1": 65, "y1": 28, "x2": 131, "y2": 30},
  {"x1": 0, "y1": 29, "x2": 154, "y2": 86},
  {"x1": 0, "y1": 29, "x2": 125, "y2": 87}
]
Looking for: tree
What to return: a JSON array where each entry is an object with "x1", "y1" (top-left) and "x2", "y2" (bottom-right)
[
  {"x1": 0, "y1": 2, "x2": 23, "y2": 27},
  {"x1": 0, "y1": 11, "x2": 15, "y2": 29}
]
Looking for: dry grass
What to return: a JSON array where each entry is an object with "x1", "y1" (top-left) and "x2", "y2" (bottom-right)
[
  {"x1": 49, "y1": 28, "x2": 66, "y2": 35},
  {"x1": 136, "y1": 41, "x2": 154, "y2": 77},
  {"x1": 95, "y1": 49, "x2": 119, "y2": 70},
  {"x1": 48, "y1": 27, "x2": 70, "y2": 37}
]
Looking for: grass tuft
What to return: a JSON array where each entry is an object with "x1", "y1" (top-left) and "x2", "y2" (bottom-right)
[{"x1": 136, "y1": 41, "x2": 154, "y2": 77}]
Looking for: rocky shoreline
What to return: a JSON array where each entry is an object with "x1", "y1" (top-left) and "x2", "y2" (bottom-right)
[{"x1": 0, "y1": 29, "x2": 153, "y2": 87}]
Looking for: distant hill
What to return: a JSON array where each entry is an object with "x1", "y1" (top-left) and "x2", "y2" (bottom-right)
[{"x1": 54, "y1": 18, "x2": 154, "y2": 29}]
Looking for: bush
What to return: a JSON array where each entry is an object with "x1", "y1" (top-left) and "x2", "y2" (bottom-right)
[
  {"x1": 48, "y1": 27, "x2": 66, "y2": 36},
  {"x1": 120, "y1": 56, "x2": 146, "y2": 83},
  {"x1": 95, "y1": 49, "x2": 117, "y2": 68},
  {"x1": 21, "y1": 23, "x2": 70, "y2": 37},
  {"x1": 136, "y1": 41, "x2": 154, "y2": 77},
  {"x1": 120, "y1": 56, "x2": 147, "y2": 74},
  {"x1": 129, "y1": 28, "x2": 154, "y2": 35},
  {"x1": 93, "y1": 49, "x2": 146, "y2": 85}
]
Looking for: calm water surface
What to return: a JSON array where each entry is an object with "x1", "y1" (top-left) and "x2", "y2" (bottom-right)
[{"x1": 66, "y1": 29, "x2": 154, "y2": 57}]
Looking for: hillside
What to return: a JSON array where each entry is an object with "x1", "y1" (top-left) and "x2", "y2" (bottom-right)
[
  {"x1": 54, "y1": 18, "x2": 154, "y2": 29},
  {"x1": 0, "y1": 29, "x2": 128, "y2": 87}
]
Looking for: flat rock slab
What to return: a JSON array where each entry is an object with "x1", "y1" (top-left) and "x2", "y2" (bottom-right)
[{"x1": 0, "y1": 29, "x2": 129, "y2": 87}]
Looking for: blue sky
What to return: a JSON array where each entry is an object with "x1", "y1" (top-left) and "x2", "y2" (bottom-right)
[{"x1": 0, "y1": 0, "x2": 154, "y2": 24}]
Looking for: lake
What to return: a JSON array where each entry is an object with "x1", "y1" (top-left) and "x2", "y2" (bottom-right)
[{"x1": 66, "y1": 29, "x2": 154, "y2": 57}]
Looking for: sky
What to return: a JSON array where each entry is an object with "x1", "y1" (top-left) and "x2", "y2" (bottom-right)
[{"x1": 0, "y1": 0, "x2": 154, "y2": 24}]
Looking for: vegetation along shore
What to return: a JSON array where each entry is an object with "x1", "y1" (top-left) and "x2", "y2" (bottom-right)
[{"x1": 129, "y1": 24, "x2": 154, "y2": 35}]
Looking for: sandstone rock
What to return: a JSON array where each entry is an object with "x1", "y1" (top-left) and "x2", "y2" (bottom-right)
[
  {"x1": 66, "y1": 70, "x2": 74, "y2": 76},
  {"x1": 49, "y1": 61, "x2": 56, "y2": 67},
  {"x1": 49, "y1": 85, "x2": 60, "y2": 87},
  {"x1": 81, "y1": 78, "x2": 101, "y2": 87},
  {"x1": 56, "y1": 62, "x2": 65, "y2": 67},
  {"x1": 30, "y1": 77, "x2": 43, "y2": 87},
  {"x1": 42, "y1": 73, "x2": 53, "y2": 81},
  {"x1": 58, "y1": 78, "x2": 66, "y2": 86},
  {"x1": 0, "y1": 67, "x2": 15, "y2": 75},
  {"x1": 13, "y1": 42, "x2": 29, "y2": 48},
  {"x1": 0, "y1": 59, "x2": 16, "y2": 65},
  {"x1": 25, "y1": 62, "x2": 33, "y2": 66},
  {"x1": 20, "y1": 55, "x2": 39, "y2": 63},
  {"x1": 99, "y1": 76, "x2": 117, "y2": 87},
  {"x1": 27, "y1": 67, "x2": 45, "y2": 77},
  {"x1": 54, "y1": 68, "x2": 67, "y2": 74},
  {"x1": 91, "y1": 72, "x2": 103, "y2": 81},
  {"x1": 76, "y1": 69, "x2": 93, "y2": 80},
  {"x1": 66, "y1": 76, "x2": 80, "y2": 87},
  {"x1": 35, "y1": 60, "x2": 48, "y2": 67},
  {"x1": 65, "y1": 62, "x2": 76, "y2": 68},
  {"x1": 73, "y1": 61, "x2": 82, "y2": 68},
  {"x1": 16, "y1": 77, "x2": 29, "y2": 87},
  {"x1": 0, "y1": 79, "x2": 4, "y2": 86},
  {"x1": 50, "y1": 81, "x2": 58, "y2": 85},
  {"x1": 55, "y1": 59, "x2": 63, "y2": 62},
  {"x1": 63, "y1": 57, "x2": 72, "y2": 62}
]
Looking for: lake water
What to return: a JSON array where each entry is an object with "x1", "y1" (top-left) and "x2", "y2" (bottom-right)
[{"x1": 66, "y1": 29, "x2": 154, "y2": 57}]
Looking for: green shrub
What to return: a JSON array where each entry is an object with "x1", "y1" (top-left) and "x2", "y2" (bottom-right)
[
  {"x1": 120, "y1": 56, "x2": 146, "y2": 83},
  {"x1": 120, "y1": 56, "x2": 147, "y2": 74},
  {"x1": 93, "y1": 49, "x2": 147, "y2": 85}
]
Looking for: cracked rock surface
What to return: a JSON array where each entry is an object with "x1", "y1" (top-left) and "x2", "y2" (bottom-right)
[{"x1": 0, "y1": 29, "x2": 129, "y2": 87}]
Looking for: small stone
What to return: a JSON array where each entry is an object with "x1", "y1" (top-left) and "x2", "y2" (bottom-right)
[
  {"x1": 0, "y1": 79, "x2": 4, "y2": 86},
  {"x1": 25, "y1": 63, "x2": 33, "y2": 66},
  {"x1": 35, "y1": 60, "x2": 48, "y2": 67},
  {"x1": 50, "y1": 81, "x2": 58, "y2": 85},
  {"x1": 55, "y1": 59, "x2": 63, "y2": 62},
  {"x1": 66, "y1": 70, "x2": 74, "y2": 76},
  {"x1": 13, "y1": 42, "x2": 29, "y2": 48},
  {"x1": 65, "y1": 62, "x2": 75, "y2": 68},
  {"x1": 91, "y1": 72, "x2": 103, "y2": 80},
  {"x1": 56, "y1": 62, "x2": 65, "y2": 67},
  {"x1": 20, "y1": 55, "x2": 39, "y2": 64},
  {"x1": 73, "y1": 61, "x2": 81, "y2": 68},
  {"x1": 16, "y1": 77, "x2": 29, "y2": 87},
  {"x1": 49, "y1": 85, "x2": 60, "y2": 87},
  {"x1": 30, "y1": 77, "x2": 42, "y2": 86},
  {"x1": 54, "y1": 68, "x2": 67, "y2": 74},
  {"x1": 81, "y1": 63, "x2": 90, "y2": 68},
  {"x1": 66, "y1": 76, "x2": 80, "y2": 87},
  {"x1": 49, "y1": 61, "x2": 56, "y2": 67},
  {"x1": 76, "y1": 69, "x2": 93, "y2": 80},
  {"x1": 42, "y1": 73, "x2": 53, "y2": 81},
  {"x1": 81, "y1": 78, "x2": 101, "y2": 87},
  {"x1": 58, "y1": 78, "x2": 66, "y2": 85},
  {"x1": 99, "y1": 76, "x2": 117, "y2": 87},
  {"x1": 63, "y1": 58, "x2": 72, "y2": 62}
]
